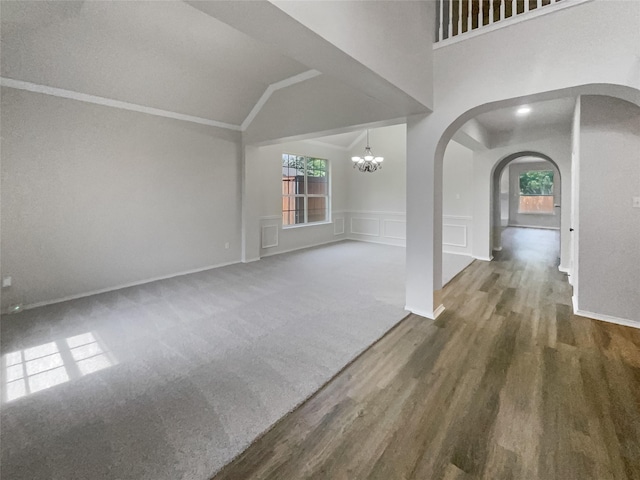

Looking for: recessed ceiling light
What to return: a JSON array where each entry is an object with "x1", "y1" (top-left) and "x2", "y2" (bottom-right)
[{"x1": 517, "y1": 106, "x2": 531, "y2": 115}]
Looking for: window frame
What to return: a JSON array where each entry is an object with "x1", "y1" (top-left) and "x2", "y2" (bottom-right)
[
  {"x1": 281, "y1": 154, "x2": 331, "y2": 228},
  {"x1": 517, "y1": 169, "x2": 555, "y2": 215}
]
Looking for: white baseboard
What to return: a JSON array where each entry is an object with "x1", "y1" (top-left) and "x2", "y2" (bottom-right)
[
  {"x1": 260, "y1": 238, "x2": 344, "y2": 258},
  {"x1": 20, "y1": 259, "x2": 241, "y2": 312},
  {"x1": 433, "y1": 304, "x2": 446, "y2": 319},
  {"x1": 405, "y1": 304, "x2": 445, "y2": 320},
  {"x1": 493, "y1": 246, "x2": 503, "y2": 252},
  {"x1": 572, "y1": 295, "x2": 578, "y2": 313},
  {"x1": 242, "y1": 257, "x2": 261, "y2": 263},
  {"x1": 558, "y1": 265, "x2": 570, "y2": 273},
  {"x1": 574, "y1": 308, "x2": 640, "y2": 330},
  {"x1": 473, "y1": 255, "x2": 494, "y2": 262},
  {"x1": 443, "y1": 250, "x2": 472, "y2": 257},
  {"x1": 346, "y1": 236, "x2": 405, "y2": 247}
]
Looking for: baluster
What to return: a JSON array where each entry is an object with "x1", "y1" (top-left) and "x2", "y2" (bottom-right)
[
  {"x1": 536, "y1": 0, "x2": 542, "y2": 8},
  {"x1": 480, "y1": 0, "x2": 484, "y2": 27},
  {"x1": 489, "y1": 0, "x2": 494, "y2": 24},
  {"x1": 525, "y1": 0, "x2": 530, "y2": 12},
  {"x1": 500, "y1": 0, "x2": 505, "y2": 21},
  {"x1": 448, "y1": 0, "x2": 454, "y2": 38},
  {"x1": 468, "y1": 0, "x2": 472, "y2": 31},
  {"x1": 439, "y1": 0, "x2": 444, "y2": 41},
  {"x1": 511, "y1": 0, "x2": 516, "y2": 18},
  {"x1": 458, "y1": 0, "x2": 462, "y2": 35}
]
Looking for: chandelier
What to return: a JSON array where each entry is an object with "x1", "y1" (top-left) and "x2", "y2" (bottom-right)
[{"x1": 351, "y1": 130, "x2": 383, "y2": 173}]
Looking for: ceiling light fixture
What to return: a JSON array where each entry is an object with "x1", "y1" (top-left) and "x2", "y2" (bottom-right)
[
  {"x1": 517, "y1": 106, "x2": 531, "y2": 115},
  {"x1": 351, "y1": 130, "x2": 384, "y2": 173}
]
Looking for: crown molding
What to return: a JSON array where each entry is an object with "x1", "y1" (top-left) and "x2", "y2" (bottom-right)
[
  {"x1": 0, "y1": 77, "x2": 241, "y2": 131},
  {"x1": 240, "y1": 70, "x2": 321, "y2": 131}
]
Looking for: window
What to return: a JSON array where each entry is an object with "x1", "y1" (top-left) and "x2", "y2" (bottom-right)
[
  {"x1": 282, "y1": 154, "x2": 329, "y2": 226},
  {"x1": 519, "y1": 170, "x2": 554, "y2": 214}
]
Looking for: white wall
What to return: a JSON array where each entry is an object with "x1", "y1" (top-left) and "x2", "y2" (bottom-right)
[
  {"x1": 577, "y1": 96, "x2": 640, "y2": 323},
  {"x1": 271, "y1": 0, "x2": 434, "y2": 109},
  {"x1": 345, "y1": 125, "x2": 407, "y2": 246},
  {"x1": 0, "y1": 88, "x2": 242, "y2": 310},
  {"x1": 250, "y1": 138, "x2": 349, "y2": 257},
  {"x1": 500, "y1": 167, "x2": 509, "y2": 226},
  {"x1": 442, "y1": 141, "x2": 474, "y2": 256}
]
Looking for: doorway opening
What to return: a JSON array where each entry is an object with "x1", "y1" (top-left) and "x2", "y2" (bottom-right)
[{"x1": 491, "y1": 153, "x2": 562, "y2": 266}]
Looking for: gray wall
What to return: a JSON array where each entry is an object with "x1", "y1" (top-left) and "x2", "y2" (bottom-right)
[
  {"x1": 508, "y1": 160, "x2": 561, "y2": 229},
  {"x1": 1, "y1": 88, "x2": 242, "y2": 310},
  {"x1": 578, "y1": 96, "x2": 640, "y2": 322}
]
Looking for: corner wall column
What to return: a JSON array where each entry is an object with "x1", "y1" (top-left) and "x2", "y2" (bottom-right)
[
  {"x1": 241, "y1": 144, "x2": 262, "y2": 263},
  {"x1": 405, "y1": 114, "x2": 445, "y2": 319}
]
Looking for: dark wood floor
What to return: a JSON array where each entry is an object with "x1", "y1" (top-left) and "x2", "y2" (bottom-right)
[{"x1": 211, "y1": 228, "x2": 640, "y2": 480}]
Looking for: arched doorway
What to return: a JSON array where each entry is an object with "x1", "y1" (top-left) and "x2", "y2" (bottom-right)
[{"x1": 490, "y1": 152, "x2": 562, "y2": 263}]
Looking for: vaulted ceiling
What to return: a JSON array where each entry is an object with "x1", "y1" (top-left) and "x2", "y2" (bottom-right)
[{"x1": 1, "y1": 0, "x2": 435, "y2": 144}]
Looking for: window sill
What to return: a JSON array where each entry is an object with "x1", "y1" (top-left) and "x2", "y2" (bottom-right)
[{"x1": 282, "y1": 221, "x2": 332, "y2": 230}]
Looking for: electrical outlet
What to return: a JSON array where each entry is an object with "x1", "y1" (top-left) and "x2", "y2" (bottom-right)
[
  {"x1": 633, "y1": 196, "x2": 640, "y2": 209},
  {"x1": 2, "y1": 276, "x2": 12, "y2": 288}
]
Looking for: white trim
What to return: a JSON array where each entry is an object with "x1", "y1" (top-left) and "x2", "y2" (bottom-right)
[
  {"x1": 493, "y1": 246, "x2": 503, "y2": 252},
  {"x1": 334, "y1": 217, "x2": 345, "y2": 235},
  {"x1": 305, "y1": 139, "x2": 349, "y2": 152},
  {"x1": 572, "y1": 295, "x2": 579, "y2": 313},
  {"x1": 558, "y1": 265, "x2": 570, "y2": 273},
  {"x1": 260, "y1": 215, "x2": 282, "y2": 221},
  {"x1": 442, "y1": 215, "x2": 473, "y2": 220},
  {"x1": 20, "y1": 259, "x2": 240, "y2": 312},
  {"x1": 443, "y1": 224, "x2": 467, "y2": 248},
  {"x1": 282, "y1": 220, "x2": 332, "y2": 230},
  {"x1": 404, "y1": 304, "x2": 445, "y2": 320},
  {"x1": 1, "y1": 77, "x2": 241, "y2": 131},
  {"x1": 261, "y1": 225, "x2": 279, "y2": 249},
  {"x1": 240, "y1": 70, "x2": 321, "y2": 131},
  {"x1": 382, "y1": 219, "x2": 406, "y2": 240},
  {"x1": 259, "y1": 238, "x2": 344, "y2": 258},
  {"x1": 347, "y1": 131, "x2": 368, "y2": 151},
  {"x1": 434, "y1": 0, "x2": 594, "y2": 49},
  {"x1": 350, "y1": 217, "x2": 380, "y2": 237},
  {"x1": 574, "y1": 309, "x2": 640, "y2": 330},
  {"x1": 433, "y1": 304, "x2": 446, "y2": 319},
  {"x1": 443, "y1": 250, "x2": 474, "y2": 257},
  {"x1": 473, "y1": 255, "x2": 494, "y2": 262},
  {"x1": 242, "y1": 257, "x2": 261, "y2": 263},
  {"x1": 348, "y1": 210, "x2": 406, "y2": 216}
]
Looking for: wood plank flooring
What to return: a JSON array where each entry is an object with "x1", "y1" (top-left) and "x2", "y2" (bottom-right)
[{"x1": 211, "y1": 228, "x2": 640, "y2": 480}]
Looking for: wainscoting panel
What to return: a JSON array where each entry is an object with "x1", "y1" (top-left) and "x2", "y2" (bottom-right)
[
  {"x1": 442, "y1": 215, "x2": 473, "y2": 255},
  {"x1": 443, "y1": 224, "x2": 467, "y2": 247},
  {"x1": 383, "y1": 219, "x2": 406, "y2": 240},
  {"x1": 259, "y1": 212, "x2": 347, "y2": 258},
  {"x1": 261, "y1": 224, "x2": 279, "y2": 249},
  {"x1": 350, "y1": 217, "x2": 380, "y2": 237},
  {"x1": 346, "y1": 211, "x2": 406, "y2": 246}
]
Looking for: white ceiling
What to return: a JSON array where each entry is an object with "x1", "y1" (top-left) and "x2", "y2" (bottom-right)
[
  {"x1": 313, "y1": 131, "x2": 365, "y2": 149},
  {"x1": 473, "y1": 97, "x2": 576, "y2": 134},
  {"x1": 0, "y1": 1, "x2": 309, "y2": 125}
]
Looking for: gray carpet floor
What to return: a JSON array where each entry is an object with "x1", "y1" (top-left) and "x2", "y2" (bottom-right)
[{"x1": 1, "y1": 241, "x2": 410, "y2": 480}]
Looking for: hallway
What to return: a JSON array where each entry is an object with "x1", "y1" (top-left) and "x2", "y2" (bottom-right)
[{"x1": 213, "y1": 228, "x2": 640, "y2": 480}]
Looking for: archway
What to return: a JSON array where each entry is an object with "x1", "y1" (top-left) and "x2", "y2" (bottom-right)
[
  {"x1": 490, "y1": 152, "x2": 563, "y2": 261},
  {"x1": 405, "y1": 84, "x2": 640, "y2": 319}
]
